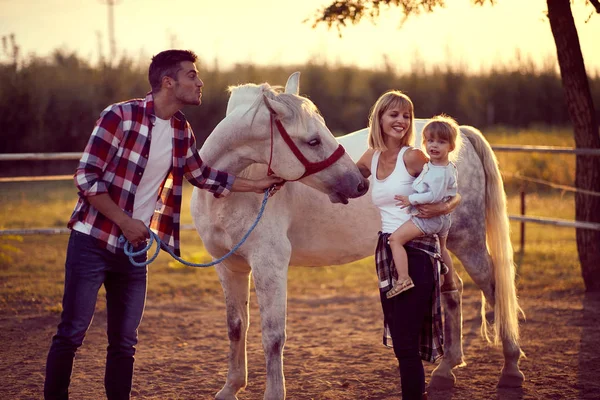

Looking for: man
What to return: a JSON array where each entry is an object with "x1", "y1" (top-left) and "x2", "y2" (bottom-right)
[{"x1": 44, "y1": 49, "x2": 282, "y2": 400}]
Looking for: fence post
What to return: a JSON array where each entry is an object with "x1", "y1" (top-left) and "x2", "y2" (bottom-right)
[{"x1": 520, "y1": 190, "x2": 526, "y2": 253}]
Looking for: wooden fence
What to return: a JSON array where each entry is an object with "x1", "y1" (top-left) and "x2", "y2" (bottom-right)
[{"x1": 1, "y1": 148, "x2": 600, "y2": 248}]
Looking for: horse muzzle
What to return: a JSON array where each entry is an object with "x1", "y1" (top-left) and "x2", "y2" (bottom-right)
[{"x1": 328, "y1": 175, "x2": 369, "y2": 204}]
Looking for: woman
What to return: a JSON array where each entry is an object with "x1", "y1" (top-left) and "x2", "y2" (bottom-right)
[{"x1": 356, "y1": 90, "x2": 460, "y2": 400}]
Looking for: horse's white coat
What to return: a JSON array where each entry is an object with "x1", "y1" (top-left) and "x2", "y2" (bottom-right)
[{"x1": 191, "y1": 73, "x2": 524, "y2": 399}]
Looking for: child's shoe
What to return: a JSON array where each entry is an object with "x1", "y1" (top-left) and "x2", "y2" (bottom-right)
[{"x1": 386, "y1": 277, "x2": 415, "y2": 299}]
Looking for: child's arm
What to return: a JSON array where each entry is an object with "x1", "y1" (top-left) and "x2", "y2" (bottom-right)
[
  {"x1": 395, "y1": 195, "x2": 411, "y2": 208},
  {"x1": 408, "y1": 173, "x2": 446, "y2": 205},
  {"x1": 411, "y1": 165, "x2": 459, "y2": 215}
]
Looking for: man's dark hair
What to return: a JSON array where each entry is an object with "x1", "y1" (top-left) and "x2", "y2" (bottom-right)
[{"x1": 148, "y1": 50, "x2": 198, "y2": 93}]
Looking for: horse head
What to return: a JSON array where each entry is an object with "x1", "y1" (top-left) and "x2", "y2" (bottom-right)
[
  {"x1": 259, "y1": 72, "x2": 369, "y2": 203},
  {"x1": 209, "y1": 72, "x2": 368, "y2": 204}
]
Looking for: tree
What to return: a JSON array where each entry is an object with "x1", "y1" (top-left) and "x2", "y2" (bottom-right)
[{"x1": 311, "y1": 0, "x2": 600, "y2": 291}]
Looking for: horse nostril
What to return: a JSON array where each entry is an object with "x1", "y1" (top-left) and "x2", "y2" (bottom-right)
[{"x1": 357, "y1": 179, "x2": 369, "y2": 194}]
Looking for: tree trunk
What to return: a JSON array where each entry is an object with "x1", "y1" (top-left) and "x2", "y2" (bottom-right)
[{"x1": 547, "y1": 0, "x2": 600, "y2": 291}]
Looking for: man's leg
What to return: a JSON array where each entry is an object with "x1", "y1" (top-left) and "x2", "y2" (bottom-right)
[
  {"x1": 44, "y1": 231, "x2": 106, "y2": 400},
  {"x1": 103, "y1": 253, "x2": 147, "y2": 400}
]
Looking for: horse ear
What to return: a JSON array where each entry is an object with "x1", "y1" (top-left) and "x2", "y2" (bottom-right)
[
  {"x1": 263, "y1": 94, "x2": 290, "y2": 119},
  {"x1": 284, "y1": 72, "x2": 300, "y2": 95}
]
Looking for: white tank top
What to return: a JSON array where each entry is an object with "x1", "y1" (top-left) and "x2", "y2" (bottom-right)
[{"x1": 371, "y1": 146, "x2": 416, "y2": 233}]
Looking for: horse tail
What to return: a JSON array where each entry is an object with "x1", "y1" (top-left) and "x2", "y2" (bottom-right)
[{"x1": 461, "y1": 125, "x2": 523, "y2": 346}]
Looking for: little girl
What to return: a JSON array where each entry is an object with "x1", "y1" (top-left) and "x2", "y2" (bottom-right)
[{"x1": 386, "y1": 115, "x2": 460, "y2": 298}]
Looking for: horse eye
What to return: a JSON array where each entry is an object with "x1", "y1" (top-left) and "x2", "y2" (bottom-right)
[{"x1": 308, "y1": 138, "x2": 321, "y2": 146}]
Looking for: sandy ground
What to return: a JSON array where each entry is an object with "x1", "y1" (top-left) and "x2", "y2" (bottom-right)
[{"x1": 1, "y1": 285, "x2": 599, "y2": 400}]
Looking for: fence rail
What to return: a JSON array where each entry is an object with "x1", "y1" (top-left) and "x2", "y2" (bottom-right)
[
  {"x1": 1, "y1": 217, "x2": 598, "y2": 238},
  {"x1": 2, "y1": 144, "x2": 600, "y2": 162},
  {"x1": 509, "y1": 215, "x2": 600, "y2": 231},
  {"x1": 1, "y1": 148, "x2": 600, "y2": 238},
  {"x1": 0, "y1": 152, "x2": 83, "y2": 161},
  {"x1": 0, "y1": 224, "x2": 197, "y2": 237},
  {"x1": 492, "y1": 145, "x2": 600, "y2": 155}
]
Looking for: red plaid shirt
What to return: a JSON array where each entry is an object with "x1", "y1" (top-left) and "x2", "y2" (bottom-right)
[{"x1": 68, "y1": 92, "x2": 235, "y2": 255}]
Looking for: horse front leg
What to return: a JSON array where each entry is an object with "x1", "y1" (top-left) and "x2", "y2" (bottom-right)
[
  {"x1": 430, "y1": 272, "x2": 466, "y2": 390},
  {"x1": 215, "y1": 262, "x2": 251, "y2": 400},
  {"x1": 251, "y1": 250, "x2": 290, "y2": 400}
]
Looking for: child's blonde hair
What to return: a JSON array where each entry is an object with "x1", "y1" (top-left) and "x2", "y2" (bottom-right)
[
  {"x1": 368, "y1": 90, "x2": 415, "y2": 151},
  {"x1": 422, "y1": 114, "x2": 462, "y2": 162}
]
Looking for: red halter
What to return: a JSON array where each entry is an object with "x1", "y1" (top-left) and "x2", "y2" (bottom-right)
[{"x1": 267, "y1": 113, "x2": 346, "y2": 181}]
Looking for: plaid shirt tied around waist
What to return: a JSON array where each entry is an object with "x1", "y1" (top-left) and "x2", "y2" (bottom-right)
[
  {"x1": 68, "y1": 92, "x2": 234, "y2": 255},
  {"x1": 375, "y1": 232, "x2": 444, "y2": 363}
]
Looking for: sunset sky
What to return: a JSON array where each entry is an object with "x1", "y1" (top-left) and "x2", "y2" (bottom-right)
[{"x1": 2, "y1": 0, "x2": 599, "y2": 73}]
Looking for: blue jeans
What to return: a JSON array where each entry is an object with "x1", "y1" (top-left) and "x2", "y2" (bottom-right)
[
  {"x1": 44, "y1": 230, "x2": 147, "y2": 400},
  {"x1": 380, "y1": 246, "x2": 434, "y2": 400}
]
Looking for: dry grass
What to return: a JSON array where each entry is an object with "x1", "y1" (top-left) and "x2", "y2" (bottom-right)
[{"x1": 484, "y1": 125, "x2": 575, "y2": 192}]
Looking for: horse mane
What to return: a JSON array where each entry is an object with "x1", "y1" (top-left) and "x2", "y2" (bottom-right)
[
  {"x1": 226, "y1": 82, "x2": 320, "y2": 128},
  {"x1": 450, "y1": 125, "x2": 465, "y2": 164}
]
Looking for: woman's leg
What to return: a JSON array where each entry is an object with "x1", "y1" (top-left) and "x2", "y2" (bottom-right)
[
  {"x1": 387, "y1": 221, "x2": 423, "y2": 298},
  {"x1": 381, "y1": 247, "x2": 434, "y2": 399}
]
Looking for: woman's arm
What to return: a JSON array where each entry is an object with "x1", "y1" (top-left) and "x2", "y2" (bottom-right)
[
  {"x1": 403, "y1": 148, "x2": 428, "y2": 177},
  {"x1": 413, "y1": 193, "x2": 462, "y2": 218},
  {"x1": 356, "y1": 149, "x2": 374, "y2": 178}
]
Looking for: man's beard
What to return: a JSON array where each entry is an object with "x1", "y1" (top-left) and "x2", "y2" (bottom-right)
[
  {"x1": 177, "y1": 93, "x2": 201, "y2": 106},
  {"x1": 174, "y1": 84, "x2": 201, "y2": 106}
]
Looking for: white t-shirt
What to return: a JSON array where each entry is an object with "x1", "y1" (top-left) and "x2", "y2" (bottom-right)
[{"x1": 132, "y1": 117, "x2": 173, "y2": 226}]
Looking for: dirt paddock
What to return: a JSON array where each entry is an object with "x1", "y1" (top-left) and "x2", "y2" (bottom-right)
[{"x1": 1, "y1": 285, "x2": 599, "y2": 399}]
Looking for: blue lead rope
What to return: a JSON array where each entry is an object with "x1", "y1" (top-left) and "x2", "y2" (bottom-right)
[{"x1": 123, "y1": 189, "x2": 270, "y2": 267}]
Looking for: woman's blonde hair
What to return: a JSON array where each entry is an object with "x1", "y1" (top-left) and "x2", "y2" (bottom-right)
[
  {"x1": 422, "y1": 114, "x2": 462, "y2": 161},
  {"x1": 367, "y1": 90, "x2": 415, "y2": 151}
]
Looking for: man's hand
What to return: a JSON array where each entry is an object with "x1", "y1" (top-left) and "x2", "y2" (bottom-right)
[
  {"x1": 86, "y1": 193, "x2": 150, "y2": 246},
  {"x1": 267, "y1": 181, "x2": 285, "y2": 197},
  {"x1": 394, "y1": 195, "x2": 411, "y2": 209},
  {"x1": 231, "y1": 175, "x2": 285, "y2": 194},
  {"x1": 253, "y1": 176, "x2": 285, "y2": 194},
  {"x1": 119, "y1": 218, "x2": 150, "y2": 247}
]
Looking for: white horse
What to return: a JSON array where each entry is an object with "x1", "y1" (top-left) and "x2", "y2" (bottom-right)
[{"x1": 191, "y1": 72, "x2": 524, "y2": 399}]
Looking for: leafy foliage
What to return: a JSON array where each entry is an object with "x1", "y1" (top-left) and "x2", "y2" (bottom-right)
[{"x1": 309, "y1": 0, "x2": 497, "y2": 35}]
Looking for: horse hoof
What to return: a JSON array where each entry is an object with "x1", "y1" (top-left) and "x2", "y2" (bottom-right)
[
  {"x1": 215, "y1": 388, "x2": 239, "y2": 400},
  {"x1": 497, "y1": 372, "x2": 524, "y2": 388},
  {"x1": 428, "y1": 374, "x2": 456, "y2": 390}
]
